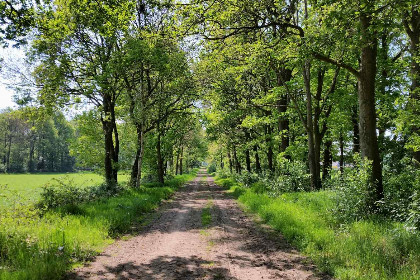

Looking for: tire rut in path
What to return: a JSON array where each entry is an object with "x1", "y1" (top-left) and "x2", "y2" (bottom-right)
[{"x1": 70, "y1": 169, "x2": 328, "y2": 280}]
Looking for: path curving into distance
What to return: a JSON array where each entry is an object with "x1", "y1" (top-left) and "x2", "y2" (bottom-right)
[{"x1": 70, "y1": 169, "x2": 329, "y2": 280}]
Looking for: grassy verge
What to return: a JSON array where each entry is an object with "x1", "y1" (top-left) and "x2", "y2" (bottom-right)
[
  {"x1": 215, "y1": 177, "x2": 420, "y2": 280},
  {"x1": 0, "y1": 171, "x2": 197, "y2": 280},
  {"x1": 201, "y1": 200, "x2": 213, "y2": 227},
  {"x1": 0, "y1": 172, "x2": 130, "y2": 208}
]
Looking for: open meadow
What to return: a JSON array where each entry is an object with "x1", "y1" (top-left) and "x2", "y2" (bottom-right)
[
  {"x1": 0, "y1": 173, "x2": 129, "y2": 208},
  {"x1": 0, "y1": 171, "x2": 196, "y2": 280}
]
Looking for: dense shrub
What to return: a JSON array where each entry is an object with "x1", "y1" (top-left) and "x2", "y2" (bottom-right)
[
  {"x1": 331, "y1": 157, "x2": 375, "y2": 222},
  {"x1": 250, "y1": 181, "x2": 268, "y2": 194},
  {"x1": 215, "y1": 177, "x2": 237, "y2": 188},
  {"x1": 207, "y1": 163, "x2": 217, "y2": 174},
  {"x1": 382, "y1": 160, "x2": 420, "y2": 223},
  {"x1": 234, "y1": 172, "x2": 259, "y2": 188},
  {"x1": 216, "y1": 169, "x2": 230, "y2": 179},
  {"x1": 37, "y1": 178, "x2": 124, "y2": 211},
  {"x1": 406, "y1": 191, "x2": 420, "y2": 230}
]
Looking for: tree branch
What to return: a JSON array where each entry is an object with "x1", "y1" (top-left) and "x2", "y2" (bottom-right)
[{"x1": 313, "y1": 52, "x2": 360, "y2": 78}]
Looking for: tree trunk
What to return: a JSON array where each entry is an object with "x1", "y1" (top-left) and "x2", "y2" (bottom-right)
[
  {"x1": 323, "y1": 139, "x2": 333, "y2": 180},
  {"x1": 245, "y1": 149, "x2": 251, "y2": 172},
  {"x1": 276, "y1": 68, "x2": 292, "y2": 156},
  {"x1": 136, "y1": 126, "x2": 145, "y2": 188},
  {"x1": 244, "y1": 131, "x2": 251, "y2": 172},
  {"x1": 303, "y1": 61, "x2": 320, "y2": 190},
  {"x1": 180, "y1": 146, "x2": 184, "y2": 175},
  {"x1": 3, "y1": 131, "x2": 7, "y2": 166},
  {"x1": 28, "y1": 142, "x2": 35, "y2": 172},
  {"x1": 6, "y1": 134, "x2": 11, "y2": 172},
  {"x1": 111, "y1": 107, "x2": 119, "y2": 182},
  {"x1": 265, "y1": 125, "x2": 274, "y2": 173},
  {"x1": 313, "y1": 130, "x2": 322, "y2": 187},
  {"x1": 102, "y1": 94, "x2": 118, "y2": 186},
  {"x1": 254, "y1": 145, "x2": 261, "y2": 173},
  {"x1": 339, "y1": 133, "x2": 344, "y2": 174},
  {"x1": 28, "y1": 124, "x2": 36, "y2": 172},
  {"x1": 233, "y1": 145, "x2": 241, "y2": 174},
  {"x1": 358, "y1": 11, "x2": 383, "y2": 203},
  {"x1": 227, "y1": 147, "x2": 233, "y2": 173},
  {"x1": 103, "y1": 119, "x2": 114, "y2": 185},
  {"x1": 156, "y1": 129, "x2": 165, "y2": 185},
  {"x1": 175, "y1": 149, "x2": 180, "y2": 175},
  {"x1": 352, "y1": 105, "x2": 360, "y2": 154},
  {"x1": 403, "y1": 7, "x2": 420, "y2": 163},
  {"x1": 131, "y1": 146, "x2": 140, "y2": 186}
]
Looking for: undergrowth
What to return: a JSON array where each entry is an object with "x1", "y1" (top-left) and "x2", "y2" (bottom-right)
[
  {"x1": 0, "y1": 170, "x2": 196, "y2": 280},
  {"x1": 215, "y1": 176, "x2": 420, "y2": 280}
]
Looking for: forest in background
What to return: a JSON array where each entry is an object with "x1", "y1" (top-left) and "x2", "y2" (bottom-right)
[{"x1": 0, "y1": 0, "x2": 419, "y2": 279}]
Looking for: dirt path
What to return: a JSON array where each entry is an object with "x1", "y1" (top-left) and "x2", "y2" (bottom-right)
[{"x1": 70, "y1": 169, "x2": 327, "y2": 280}]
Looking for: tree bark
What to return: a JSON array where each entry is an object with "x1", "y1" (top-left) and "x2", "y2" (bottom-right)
[
  {"x1": 276, "y1": 68, "x2": 292, "y2": 156},
  {"x1": 323, "y1": 139, "x2": 333, "y2": 180},
  {"x1": 131, "y1": 145, "x2": 140, "y2": 186},
  {"x1": 358, "y1": 11, "x2": 383, "y2": 202},
  {"x1": 245, "y1": 149, "x2": 251, "y2": 172},
  {"x1": 339, "y1": 133, "x2": 344, "y2": 175},
  {"x1": 180, "y1": 146, "x2": 184, "y2": 175},
  {"x1": 265, "y1": 125, "x2": 274, "y2": 173},
  {"x1": 352, "y1": 105, "x2": 360, "y2": 154},
  {"x1": 102, "y1": 94, "x2": 118, "y2": 186},
  {"x1": 102, "y1": 119, "x2": 115, "y2": 185},
  {"x1": 233, "y1": 145, "x2": 241, "y2": 174},
  {"x1": 244, "y1": 131, "x2": 251, "y2": 172},
  {"x1": 136, "y1": 127, "x2": 145, "y2": 188},
  {"x1": 111, "y1": 105, "x2": 119, "y2": 182},
  {"x1": 254, "y1": 145, "x2": 261, "y2": 173},
  {"x1": 175, "y1": 149, "x2": 180, "y2": 175},
  {"x1": 6, "y1": 133, "x2": 11, "y2": 172},
  {"x1": 227, "y1": 147, "x2": 233, "y2": 173},
  {"x1": 403, "y1": 7, "x2": 420, "y2": 163},
  {"x1": 303, "y1": 61, "x2": 321, "y2": 190},
  {"x1": 156, "y1": 128, "x2": 165, "y2": 185}
]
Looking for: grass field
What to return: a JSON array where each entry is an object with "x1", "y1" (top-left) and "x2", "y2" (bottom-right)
[
  {"x1": 0, "y1": 173, "x2": 129, "y2": 208},
  {"x1": 215, "y1": 177, "x2": 420, "y2": 280},
  {"x1": 0, "y1": 170, "x2": 196, "y2": 280}
]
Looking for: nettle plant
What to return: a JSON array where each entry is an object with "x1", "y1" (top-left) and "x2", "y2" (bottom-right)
[{"x1": 332, "y1": 155, "x2": 376, "y2": 222}]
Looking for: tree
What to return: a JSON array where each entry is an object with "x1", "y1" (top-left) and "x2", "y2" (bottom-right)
[
  {"x1": 0, "y1": 0, "x2": 34, "y2": 47},
  {"x1": 34, "y1": 0, "x2": 135, "y2": 185}
]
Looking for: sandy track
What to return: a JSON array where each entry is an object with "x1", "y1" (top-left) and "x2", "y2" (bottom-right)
[{"x1": 69, "y1": 169, "x2": 328, "y2": 280}]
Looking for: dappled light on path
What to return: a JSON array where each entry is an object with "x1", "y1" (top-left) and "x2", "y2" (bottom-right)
[{"x1": 70, "y1": 169, "x2": 327, "y2": 279}]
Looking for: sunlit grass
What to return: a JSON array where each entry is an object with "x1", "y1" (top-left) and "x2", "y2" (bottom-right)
[
  {"x1": 216, "y1": 177, "x2": 420, "y2": 280},
  {"x1": 201, "y1": 200, "x2": 213, "y2": 227},
  {"x1": 0, "y1": 171, "x2": 196, "y2": 280},
  {"x1": 0, "y1": 172, "x2": 129, "y2": 208}
]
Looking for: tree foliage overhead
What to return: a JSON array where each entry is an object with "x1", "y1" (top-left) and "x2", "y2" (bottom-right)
[{"x1": 0, "y1": 0, "x2": 418, "y2": 224}]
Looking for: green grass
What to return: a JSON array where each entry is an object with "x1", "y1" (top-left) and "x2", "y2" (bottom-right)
[
  {"x1": 0, "y1": 173, "x2": 129, "y2": 208},
  {"x1": 201, "y1": 200, "x2": 213, "y2": 227},
  {"x1": 216, "y1": 177, "x2": 420, "y2": 280},
  {"x1": 0, "y1": 170, "x2": 196, "y2": 280}
]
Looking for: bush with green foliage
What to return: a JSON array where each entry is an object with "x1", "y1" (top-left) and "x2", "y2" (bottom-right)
[
  {"x1": 406, "y1": 191, "x2": 420, "y2": 231},
  {"x1": 382, "y1": 160, "x2": 420, "y2": 223},
  {"x1": 234, "y1": 171, "x2": 259, "y2": 188},
  {"x1": 216, "y1": 169, "x2": 230, "y2": 179},
  {"x1": 207, "y1": 163, "x2": 217, "y2": 174},
  {"x1": 331, "y1": 157, "x2": 375, "y2": 222},
  {"x1": 37, "y1": 178, "x2": 124, "y2": 211}
]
